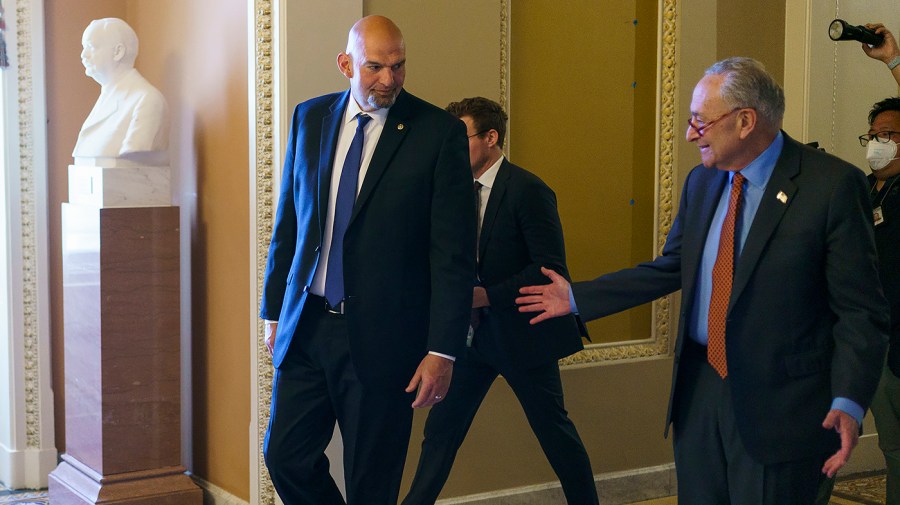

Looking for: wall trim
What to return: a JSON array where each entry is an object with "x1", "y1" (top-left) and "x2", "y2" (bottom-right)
[
  {"x1": 0, "y1": 0, "x2": 55, "y2": 489},
  {"x1": 192, "y1": 474, "x2": 250, "y2": 505},
  {"x1": 0, "y1": 444, "x2": 57, "y2": 491},
  {"x1": 437, "y1": 463, "x2": 677, "y2": 505}
]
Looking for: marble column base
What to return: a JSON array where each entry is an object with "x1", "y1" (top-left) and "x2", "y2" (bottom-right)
[{"x1": 49, "y1": 454, "x2": 202, "y2": 505}]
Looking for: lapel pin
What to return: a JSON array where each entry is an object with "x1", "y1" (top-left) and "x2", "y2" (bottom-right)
[
  {"x1": 397, "y1": 123, "x2": 405, "y2": 130},
  {"x1": 776, "y1": 191, "x2": 788, "y2": 204}
]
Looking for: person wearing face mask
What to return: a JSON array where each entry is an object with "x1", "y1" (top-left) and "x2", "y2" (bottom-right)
[{"x1": 860, "y1": 97, "x2": 900, "y2": 504}]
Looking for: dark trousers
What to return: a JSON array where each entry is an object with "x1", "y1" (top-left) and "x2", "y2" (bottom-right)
[
  {"x1": 673, "y1": 339, "x2": 828, "y2": 504},
  {"x1": 402, "y1": 318, "x2": 598, "y2": 505},
  {"x1": 264, "y1": 295, "x2": 415, "y2": 505}
]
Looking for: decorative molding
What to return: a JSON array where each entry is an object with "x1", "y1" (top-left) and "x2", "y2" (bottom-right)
[
  {"x1": 499, "y1": 0, "x2": 510, "y2": 153},
  {"x1": 562, "y1": 0, "x2": 678, "y2": 366},
  {"x1": 252, "y1": 0, "x2": 277, "y2": 503},
  {"x1": 14, "y1": 0, "x2": 41, "y2": 451}
]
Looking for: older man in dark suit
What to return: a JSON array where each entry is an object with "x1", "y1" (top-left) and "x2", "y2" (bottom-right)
[
  {"x1": 518, "y1": 57, "x2": 889, "y2": 503},
  {"x1": 402, "y1": 97, "x2": 598, "y2": 504},
  {"x1": 259, "y1": 16, "x2": 475, "y2": 505}
]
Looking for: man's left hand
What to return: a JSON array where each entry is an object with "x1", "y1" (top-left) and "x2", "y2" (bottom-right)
[
  {"x1": 821, "y1": 409, "x2": 860, "y2": 478},
  {"x1": 406, "y1": 354, "x2": 453, "y2": 408}
]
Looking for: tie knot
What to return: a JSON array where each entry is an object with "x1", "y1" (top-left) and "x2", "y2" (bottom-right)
[
  {"x1": 474, "y1": 180, "x2": 483, "y2": 191},
  {"x1": 732, "y1": 172, "x2": 746, "y2": 187},
  {"x1": 356, "y1": 113, "x2": 372, "y2": 130}
]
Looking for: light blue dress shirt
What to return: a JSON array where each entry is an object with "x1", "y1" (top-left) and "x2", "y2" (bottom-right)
[{"x1": 688, "y1": 132, "x2": 783, "y2": 345}]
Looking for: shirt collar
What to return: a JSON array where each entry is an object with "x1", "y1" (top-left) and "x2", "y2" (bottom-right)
[
  {"x1": 732, "y1": 130, "x2": 783, "y2": 188},
  {"x1": 475, "y1": 155, "x2": 505, "y2": 189},
  {"x1": 344, "y1": 95, "x2": 389, "y2": 127}
]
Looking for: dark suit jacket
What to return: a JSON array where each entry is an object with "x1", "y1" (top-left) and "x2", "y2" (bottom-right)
[
  {"x1": 260, "y1": 89, "x2": 476, "y2": 385},
  {"x1": 572, "y1": 133, "x2": 889, "y2": 464},
  {"x1": 869, "y1": 173, "x2": 900, "y2": 376},
  {"x1": 478, "y1": 159, "x2": 584, "y2": 370}
]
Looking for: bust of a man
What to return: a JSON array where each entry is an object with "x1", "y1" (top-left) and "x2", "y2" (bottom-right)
[{"x1": 72, "y1": 18, "x2": 168, "y2": 166}]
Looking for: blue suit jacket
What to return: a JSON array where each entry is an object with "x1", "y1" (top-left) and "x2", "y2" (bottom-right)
[
  {"x1": 572, "y1": 133, "x2": 889, "y2": 464},
  {"x1": 260, "y1": 89, "x2": 476, "y2": 384}
]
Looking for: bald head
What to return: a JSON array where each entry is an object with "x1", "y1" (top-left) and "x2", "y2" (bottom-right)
[
  {"x1": 338, "y1": 16, "x2": 406, "y2": 111},
  {"x1": 346, "y1": 16, "x2": 404, "y2": 57}
]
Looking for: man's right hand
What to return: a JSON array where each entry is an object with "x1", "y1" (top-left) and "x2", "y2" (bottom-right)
[
  {"x1": 515, "y1": 267, "x2": 573, "y2": 325},
  {"x1": 862, "y1": 24, "x2": 900, "y2": 64},
  {"x1": 265, "y1": 321, "x2": 278, "y2": 356}
]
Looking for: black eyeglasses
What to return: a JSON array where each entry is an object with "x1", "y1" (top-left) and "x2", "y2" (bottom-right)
[
  {"x1": 858, "y1": 131, "x2": 900, "y2": 147},
  {"x1": 467, "y1": 130, "x2": 488, "y2": 139}
]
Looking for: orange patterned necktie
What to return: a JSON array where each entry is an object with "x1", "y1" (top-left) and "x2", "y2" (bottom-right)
[{"x1": 707, "y1": 172, "x2": 745, "y2": 379}]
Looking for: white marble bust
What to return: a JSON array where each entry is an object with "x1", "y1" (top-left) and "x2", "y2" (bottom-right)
[{"x1": 73, "y1": 18, "x2": 169, "y2": 167}]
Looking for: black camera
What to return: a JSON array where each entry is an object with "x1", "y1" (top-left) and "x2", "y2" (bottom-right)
[{"x1": 828, "y1": 19, "x2": 884, "y2": 46}]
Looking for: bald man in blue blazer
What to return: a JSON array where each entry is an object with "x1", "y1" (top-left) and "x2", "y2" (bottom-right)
[{"x1": 259, "y1": 16, "x2": 475, "y2": 505}]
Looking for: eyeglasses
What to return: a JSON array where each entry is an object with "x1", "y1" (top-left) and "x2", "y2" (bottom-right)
[
  {"x1": 467, "y1": 130, "x2": 488, "y2": 139},
  {"x1": 858, "y1": 131, "x2": 900, "y2": 147},
  {"x1": 687, "y1": 108, "x2": 742, "y2": 137}
]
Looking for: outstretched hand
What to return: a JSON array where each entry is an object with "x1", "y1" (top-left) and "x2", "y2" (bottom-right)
[
  {"x1": 515, "y1": 267, "x2": 573, "y2": 325},
  {"x1": 821, "y1": 409, "x2": 860, "y2": 478}
]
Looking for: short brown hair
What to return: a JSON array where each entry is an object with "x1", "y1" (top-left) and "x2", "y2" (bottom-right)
[{"x1": 446, "y1": 97, "x2": 508, "y2": 148}]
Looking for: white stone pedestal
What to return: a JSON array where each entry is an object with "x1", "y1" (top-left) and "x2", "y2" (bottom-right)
[{"x1": 67, "y1": 164, "x2": 171, "y2": 207}]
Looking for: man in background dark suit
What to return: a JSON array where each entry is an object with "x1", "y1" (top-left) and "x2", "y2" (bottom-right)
[
  {"x1": 402, "y1": 97, "x2": 598, "y2": 505},
  {"x1": 518, "y1": 57, "x2": 889, "y2": 503},
  {"x1": 259, "y1": 16, "x2": 475, "y2": 505}
]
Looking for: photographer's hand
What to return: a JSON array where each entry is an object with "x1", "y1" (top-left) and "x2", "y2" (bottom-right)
[{"x1": 863, "y1": 23, "x2": 900, "y2": 87}]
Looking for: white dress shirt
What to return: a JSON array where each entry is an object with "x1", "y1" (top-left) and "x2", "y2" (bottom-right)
[{"x1": 310, "y1": 98, "x2": 389, "y2": 296}]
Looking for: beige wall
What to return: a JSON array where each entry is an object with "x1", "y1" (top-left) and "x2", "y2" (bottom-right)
[
  {"x1": 717, "y1": 0, "x2": 785, "y2": 85},
  {"x1": 45, "y1": 0, "x2": 250, "y2": 499},
  {"x1": 363, "y1": 0, "x2": 503, "y2": 108},
  {"x1": 511, "y1": 0, "x2": 656, "y2": 344}
]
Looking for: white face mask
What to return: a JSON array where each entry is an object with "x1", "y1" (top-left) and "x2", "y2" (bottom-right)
[{"x1": 867, "y1": 139, "x2": 899, "y2": 171}]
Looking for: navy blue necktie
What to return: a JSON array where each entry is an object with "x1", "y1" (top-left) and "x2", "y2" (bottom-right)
[{"x1": 324, "y1": 113, "x2": 372, "y2": 307}]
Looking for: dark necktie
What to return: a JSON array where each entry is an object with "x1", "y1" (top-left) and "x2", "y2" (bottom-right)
[
  {"x1": 474, "y1": 180, "x2": 483, "y2": 249},
  {"x1": 471, "y1": 180, "x2": 484, "y2": 330},
  {"x1": 707, "y1": 172, "x2": 745, "y2": 379},
  {"x1": 324, "y1": 113, "x2": 372, "y2": 307}
]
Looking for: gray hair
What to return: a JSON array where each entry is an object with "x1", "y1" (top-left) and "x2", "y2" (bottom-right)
[
  {"x1": 705, "y1": 57, "x2": 784, "y2": 127},
  {"x1": 89, "y1": 18, "x2": 139, "y2": 67}
]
